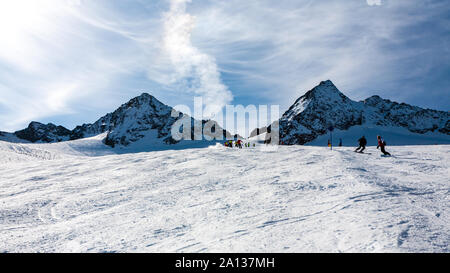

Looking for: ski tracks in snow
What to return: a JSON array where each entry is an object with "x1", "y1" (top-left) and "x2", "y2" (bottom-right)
[
  {"x1": 336, "y1": 146, "x2": 450, "y2": 252},
  {"x1": 0, "y1": 142, "x2": 448, "y2": 252}
]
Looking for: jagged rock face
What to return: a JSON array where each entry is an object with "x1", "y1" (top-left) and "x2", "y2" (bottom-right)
[
  {"x1": 101, "y1": 94, "x2": 186, "y2": 147},
  {"x1": 268, "y1": 80, "x2": 449, "y2": 145},
  {"x1": 7, "y1": 93, "x2": 234, "y2": 147},
  {"x1": 70, "y1": 93, "x2": 175, "y2": 145},
  {"x1": 279, "y1": 80, "x2": 363, "y2": 144},
  {"x1": 71, "y1": 93, "x2": 232, "y2": 147},
  {"x1": 14, "y1": 122, "x2": 71, "y2": 143},
  {"x1": 362, "y1": 95, "x2": 450, "y2": 134}
]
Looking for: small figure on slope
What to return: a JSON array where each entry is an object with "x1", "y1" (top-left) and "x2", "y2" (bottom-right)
[
  {"x1": 355, "y1": 136, "x2": 367, "y2": 153},
  {"x1": 377, "y1": 135, "x2": 391, "y2": 156},
  {"x1": 236, "y1": 139, "x2": 243, "y2": 149}
]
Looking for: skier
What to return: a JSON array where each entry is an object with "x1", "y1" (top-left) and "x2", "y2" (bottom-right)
[
  {"x1": 339, "y1": 138, "x2": 343, "y2": 147},
  {"x1": 355, "y1": 136, "x2": 367, "y2": 153},
  {"x1": 377, "y1": 135, "x2": 391, "y2": 156},
  {"x1": 236, "y1": 139, "x2": 243, "y2": 149}
]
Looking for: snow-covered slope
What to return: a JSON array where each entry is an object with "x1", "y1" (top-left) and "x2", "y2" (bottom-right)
[
  {"x1": 261, "y1": 80, "x2": 449, "y2": 145},
  {"x1": 308, "y1": 125, "x2": 450, "y2": 147},
  {"x1": 0, "y1": 138, "x2": 448, "y2": 252},
  {"x1": 0, "y1": 131, "x2": 30, "y2": 143}
]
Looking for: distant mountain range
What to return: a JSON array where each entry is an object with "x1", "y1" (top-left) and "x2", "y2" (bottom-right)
[
  {"x1": 251, "y1": 80, "x2": 449, "y2": 145},
  {"x1": 0, "y1": 93, "x2": 236, "y2": 147},
  {"x1": 1, "y1": 80, "x2": 449, "y2": 147}
]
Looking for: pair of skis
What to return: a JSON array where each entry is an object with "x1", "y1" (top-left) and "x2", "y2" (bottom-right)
[
  {"x1": 354, "y1": 150, "x2": 371, "y2": 155},
  {"x1": 354, "y1": 150, "x2": 393, "y2": 157}
]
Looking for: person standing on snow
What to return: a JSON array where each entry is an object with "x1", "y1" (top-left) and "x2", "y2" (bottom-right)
[
  {"x1": 377, "y1": 135, "x2": 391, "y2": 156},
  {"x1": 235, "y1": 139, "x2": 242, "y2": 149},
  {"x1": 355, "y1": 136, "x2": 367, "y2": 153}
]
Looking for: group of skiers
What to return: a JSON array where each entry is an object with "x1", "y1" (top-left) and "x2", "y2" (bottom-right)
[
  {"x1": 224, "y1": 139, "x2": 256, "y2": 149},
  {"x1": 224, "y1": 135, "x2": 391, "y2": 156},
  {"x1": 354, "y1": 135, "x2": 391, "y2": 156}
]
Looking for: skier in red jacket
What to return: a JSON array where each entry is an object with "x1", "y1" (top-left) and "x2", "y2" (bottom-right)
[
  {"x1": 377, "y1": 135, "x2": 391, "y2": 156},
  {"x1": 236, "y1": 139, "x2": 243, "y2": 149}
]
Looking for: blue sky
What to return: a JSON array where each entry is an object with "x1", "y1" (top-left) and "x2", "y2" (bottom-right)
[{"x1": 0, "y1": 0, "x2": 449, "y2": 133}]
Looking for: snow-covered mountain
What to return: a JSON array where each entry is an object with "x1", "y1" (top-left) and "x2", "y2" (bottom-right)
[
  {"x1": 70, "y1": 93, "x2": 235, "y2": 147},
  {"x1": 3, "y1": 82, "x2": 449, "y2": 147},
  {"x1": 3, "y1": 93, "x2": 235, "y2": 148},
  {"x1": 14, "y1": 122, "x2": 72, "y2": 143},
  {"x1": 254, "y1": 80, "x2": 449, "y2": 145}
]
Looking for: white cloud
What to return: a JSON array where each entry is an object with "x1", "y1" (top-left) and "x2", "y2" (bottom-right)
[
  {"x1": 162, "y1": 0, "x2": 233, "y2": 117},
  {"x1": 367, "y1": 0, "x2": 382, "y2": 6}
]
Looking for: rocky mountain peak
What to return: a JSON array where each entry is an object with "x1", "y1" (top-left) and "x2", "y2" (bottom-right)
[
  {"x1": 363, "y1": 95, "x2": 388, "y2": 107},
  {"x1": 264, "y1": 80, "x2": 450, "y2": 145},
  {"x1": 14, "y1": 121, "x2": 71, "y2": 143},
  {"x1": 68, "y1": 92, "x2": 235, "y2": 147},
  {"x1": 303, "y1": 80, "x2": 345, "y2": 99}
]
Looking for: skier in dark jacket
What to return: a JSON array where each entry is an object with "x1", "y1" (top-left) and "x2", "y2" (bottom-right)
[
  {"x1": 355, "y1": 136, "x2": 367, "y2": 153},
  {"x1": 377, "y1": 135, "x2": 391, "y2": 156}
]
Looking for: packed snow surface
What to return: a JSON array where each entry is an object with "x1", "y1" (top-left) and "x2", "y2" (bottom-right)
[{"x1": 0, "y1": 136, "x2": 449, "y2": 252}]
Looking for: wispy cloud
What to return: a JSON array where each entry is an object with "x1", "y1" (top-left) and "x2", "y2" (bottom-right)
[
  {"x1": 367, "y1": 0, "x2": 382, "y2": 6},
  {"x1": 162, "y1": 0, "x2": 233, "y2": 117},
  {"x1": 0, "y1": 0, "x2": 155, "y2": 131},
  {"x1": 188, "y1": 0, "x2": 450, "y2": 111}
]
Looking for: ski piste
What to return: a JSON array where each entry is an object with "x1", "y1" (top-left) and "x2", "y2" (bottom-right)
[{"x1": 0, "y1": 137, "x2": 448, "y2": 252}]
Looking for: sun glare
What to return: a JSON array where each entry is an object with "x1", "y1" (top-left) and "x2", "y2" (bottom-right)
[
  {"x1": 0, "y1": 1, "x2": 54, "y2": 33},
  {"x1": 0, "y1": 0, "x2": 70, "y2": 70}
]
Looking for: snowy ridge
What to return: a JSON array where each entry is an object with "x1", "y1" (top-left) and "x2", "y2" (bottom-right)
[
  {"x1": 0, "y1": 131, "x2": 30, "y2": 143},
  {"x1": 263, "y1": 80, "x2": 449, "y2": 145},
  {"x1": 13, "y1": 122, "x2": 71, "y2": 143},
  {"x1": 71, "y1": 93, "x2": 176, "y2": 144}
]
